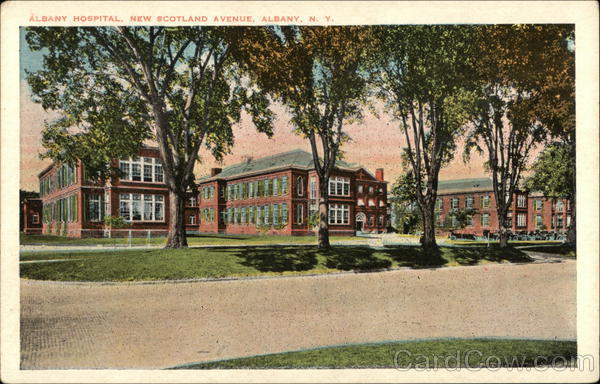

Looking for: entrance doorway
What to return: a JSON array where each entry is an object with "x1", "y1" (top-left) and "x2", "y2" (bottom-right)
[{"x1": 355, "y1": 212, "x2": 366, "y2": 232}]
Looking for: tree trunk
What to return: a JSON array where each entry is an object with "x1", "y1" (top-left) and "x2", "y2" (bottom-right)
[
  {"x1": 317, "y1": 177, "x2": 330, "y2": 249},
  {"x1": 166, "y1": 189, "x2": 188, "y2": 248},
  {"x1": 567, "y1": 148, "x2": 576, "y2": 245},
  {"x1": 420, "y1": 205, "x2": 437, "y2": 249},
  {"x1": 497, "y1": 206, "x2": 510, "y2": 248}
]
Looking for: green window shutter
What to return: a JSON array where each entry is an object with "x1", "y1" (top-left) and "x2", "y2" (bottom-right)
[{"x1": 277, "y1": 178, "x2": 282, "y2": 195}]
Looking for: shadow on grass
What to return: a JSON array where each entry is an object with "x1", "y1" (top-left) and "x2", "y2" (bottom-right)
[
  {"x1": 321, "y1": 247, "x2": 392, "y2": 271},
  {"x1": 383, "y1": 246, "x2": 448, "y2": 268},
  {"x1": 232, "y1": 247, "x2": 319, "y2": 272}
]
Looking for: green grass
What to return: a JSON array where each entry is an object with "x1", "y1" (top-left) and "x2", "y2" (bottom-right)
[
  {"x1": 170, "y1": 338, "x2": 577, "y2": 369},
  {"x1": 20, "y1": 233, "x2": 361, "y2": 246},
  {"x1": 20, "y1": 244, "x2": 532, "y2": 282}
]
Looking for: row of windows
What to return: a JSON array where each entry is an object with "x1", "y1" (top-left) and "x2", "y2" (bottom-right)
[
  {"x1": 357, "y1": 184, "x2": 383, "y2": 195},
  {"x1": 40, "y1": 164, "x2": 78, "y2": 196},
  {"x1": 201, "y1": 208, "x2": 215, "y2": 223},
  {"x1": 328, "y1": 204, "x2": 349, "y2": 225},
  {"x1": 225, "y1": 176, "x2": 290, "y2": 201},
  {"x1": 201, "y1": 186, "x2": 215, "y2": 200},
  {"x1": 119, "y1": 193, "x2": 164, "y2": 222},
  {"x1": 42, "y1": 194, "x2": 78, "y2": 223},
  {"x1": 435, "y1": 195, "x2": 491, "y2": 211},
  {"x1": 357, "y1": 198, "x2": 385, "y2": 207},
  {"x1": 119, "y1": 157, "x2": 164, "y2": 183},
  {"x1": 329, "y1": 177, "x2": 350, "y2": 197},
  {"x1": 223, "y1": 204, "x2": 290, "y2": 226}
]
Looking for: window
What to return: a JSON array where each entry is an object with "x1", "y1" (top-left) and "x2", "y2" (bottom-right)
[
  {"x1": 296, "y1": 203, "x2": 304, "y2": 224},
  {"x1": 535, "y1": 214, "x2": 543, "y2": 228},
  {"x1": 329, "y1": 176, "x2": 350, "y2": 196},
  {"x1": 272, "y1": 204, "x2": 279, "y2": 225},
  {"x1": 188, "y1": 215, "x2": 196, "y2": 225},
  {"x1": 451, "y1": 215, "x2": 458, "y2": 227},
  {"x1": 378, "y1": 215, "x2": 384, "y2": 227},
  {"x1": 310, "y1": 176, "x2": 317, "y2": 199},
  {"x1": 556, "y1": 199, "x2": 564, "y2": 210},
  {"x1": 264, "y1": 179, "x2": 270, "y2": 197},
  {"x1": 451, "y1": 198, "x2": 460, "y2": 210},
  {"x1": 32, "y1": 214, "x2": 39, "y2": 224},
  {"x1": 480, "y1": 213, "x2": 490, "y2": 226},
  {"x1": 263, "y1": 205, "x2": 270, "y2": 224},
  {"x1": 368, "y1": 215, "x2": 374, "y2": 226},
  {"x1": 119, "y1": 157, "x2": 164, "y2": 183},
  {"x1": 119, "y1": 193, "x2": 163, "y2": 221},
  {"x1": 534, "y1": 200, "x2": 543, "y2": 211},
  {"x1": 296, "y1": 176, "x2": 304, "y2": 196},
  {"x1": 368, "y1": 199, "x2": 375, "y2": 207},
  {"x1": 435, "y1": 198, "x2": 443, "y2": 211},
  {"x1": 517, "y1": 194, "x2": 527, "y2": 208},
  {"x1": 481, "y1": 195, "x2": 491, "y2": 209},
  {"x1": 358, "y1": 185, "x2": 363, "y2": 194},
  {"x1": 328, "y1": 204, "x2": 349, "y2": 225},
  {"x1": 466, "y1": 196, "x2": 474, "y2": 209},
  {"x1": 466, "y1": 215, "x2": 473, "y2": 226},
  {"x1": 282, "y1": 203, "x2": 288, "y2": 224},
  {"x1": 88, "y1": 194, "x2": 102, "y2": 222},
  {"x1": 357, "y1": 199, "x2": 364, "y2": 206},
  {"x1": 249, "y1": 182, "x2": 254, "y2": 198},
  {"x1": 517, "y1": 213, "x2": 526, "y2": 227},
  {"x1": 369, "y1": 186, "x2": 374, "y2": 194},
  {"x1": 566, "y1": 215, "x2": 571, "y2": 227},
  {"x1": 188, "y1": 196, "x2": 197, "y2": 206},
  {"x1": 435, "y1": 213, "x2": 442, "y2": 226},
  {"x1": 273, "y1": 178, "x2": 279, "y2": 196},
  {"x1": 282, "y1": 176, "x2": 288, "y2": 195},
  {"x1": 557, "y1": 214, "x2": 564, "y2": 228},
  {"x1": 241, "y1": 207, "x2": 247, "y2": 224}
]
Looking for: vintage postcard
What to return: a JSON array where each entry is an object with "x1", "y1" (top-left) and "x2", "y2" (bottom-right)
[{"x1": 1, "y1": 1, "x2": 599, "y2": 383}]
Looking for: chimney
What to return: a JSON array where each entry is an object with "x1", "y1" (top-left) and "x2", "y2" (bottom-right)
[
  {"x1": 210, "y1": 168, "x2": 222, "y2": 177},
  {"x1": 375, "y1": 168, "x2": 384, "y2": 182}
]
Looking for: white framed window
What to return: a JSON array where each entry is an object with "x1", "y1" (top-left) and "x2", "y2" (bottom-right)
[
  {"x1": 188, "y1": 196, "x2": 197, "y2": 206},
  {"x1": 517, "y1": 213, "x2": 526, "y2": 227},
  {"x1": 534, "y1": 200, "x2": 543, "y2": 211},
  {"x1": 358, "y1": 184, "x2": 364, "y2": 194},
  {"x1": 357, "y1": 199, "x2": 364, "y2": 206},
  {"x1": 272, "y1": 204, "x2": 279, "y2": 225},
  {"x1": 273, "y1": 178, "x2": 279, "y2": 196},
  {"x1": 282, "y1": 203, "x2": 288, "y2": 224},
  {"x1": 435, "y1": 198, "x2": 443, "y2": 211},
  {"x1": 466, "y1": 215, "x2": 473, "y2": 226},
  {"x1": 557, "y1": 214, "x2": 564, "y2": 228},
  {"x1": 556, "y1": 199, "x2": 564, "y2": 210},
  {"x1": 310, "y1": 176, "x2": 317, "y2": 199},
  {"x1": 119, "y1": 193, "x2": 164, "y2": 222},
  {"x1": 249, "y1": 182, "x2": 254, "y2": 198},
  {"x1": 328, "y1": 204, "x2": 349, "y2": 225},
  {"x1": 451, "y1": 198, "x2": 460, "y2": 209},
  {"x1": 88, "y1": 194, "x2": 102, "y2": 222},
  {"x1": 282, "y1": 176, "x2": 288, "y2": 195},
  {"x1": 378, "y1": 215, "x2": 384, "y2": 227},
  {"x1": 481, "y1": 195, "x2": 491, "y2": 209},
  {"x1": 480, "y1": 213, "x2": 490, "y2": 226},
  {"x1": 296, "y1": 176, "x2": 304, "y2": 196},
  {"x1": 296, "y1": 203, "x2": 304, "y2": 224},
  {"x1": 466, "y1": 196, "x2": 474, "y2": 208},
  {"x1": 517, "y1": 194, "x2": 527, "y2": 208},
  {"x1": 188, "y1": 215, "x2": 196, "y2": 225},
  {"x1": 32, "y1": 214, "x2": 39, "y2": 224},
  {"x1": 566, "y1": 215, "x2": 571, "y2": 227},
  {"x1": 329, "y1": 176, "x2": 350, "y2": 196},
  {"x1": 119, "y1": 157, "x2": 164, "y2": 183},
  {"x1": 369, "y1": 186, "x2": 374, "y2": 194},
  {"x1": 535, "y1": 214, "x2": 543, "y2": 228},
  {"x1": 379, "y1": 200, "x2": 385, "y2": 207},
  {"x1": 368, "y1": 199, "x2": 375, "y2": 207}
]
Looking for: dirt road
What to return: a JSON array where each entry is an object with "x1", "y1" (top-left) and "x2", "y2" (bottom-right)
[{"x1": 21, "y1": 260, "x2": 576, "y2": 369}]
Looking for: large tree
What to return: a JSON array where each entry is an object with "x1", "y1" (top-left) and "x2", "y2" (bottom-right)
[
  {"x1": 464, "y1": 25, "x2": 574, "y2": 247},
  {"x1": 26, "y1": 27, "x2": 273, "y2": 248},
  {"x1": 372, "y1": 25, "x2": 476, "y2": 249},
  {"x1": 229, "y1": 26, "x2": 373, "y2": 249}
]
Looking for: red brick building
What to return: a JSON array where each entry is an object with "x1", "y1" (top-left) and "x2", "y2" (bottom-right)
[
  {"x1": 37, "y1": 147, "x2": 199, "y2": 238},
  {"x1": 20, "y1": 198, "x2": 42, "y2": 235},
  {"x1": 197, "y1": 149, "x2": 389, "y2": 236},
  {"x1": 432, "y1": 178, "x2": 572, "y2": 236}
]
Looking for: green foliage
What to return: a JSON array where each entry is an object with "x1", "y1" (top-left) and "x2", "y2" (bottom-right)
[
  {"x1": 441, "y1": 208, "x2": 478, "y2": 231},
  {"x1": 103, "y1": 215, "x2": 129, "y2": 229},
  {"x1": 525, "y1": 142, "x2": 574, "y2": 199}
]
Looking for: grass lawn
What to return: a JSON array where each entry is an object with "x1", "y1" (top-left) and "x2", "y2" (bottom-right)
[
  {"x1": 20, "y1": 233, "x2": 362, "y2": 246},
  {"x1": 518, "y1": 244, "x2": 576, "y2": 257},
  {"x1": 20, "y1": 244, "x2": 532, "y2": 282},
  {"x1": 170, "y1": 338, "x2": 577, "y2": 369}
]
